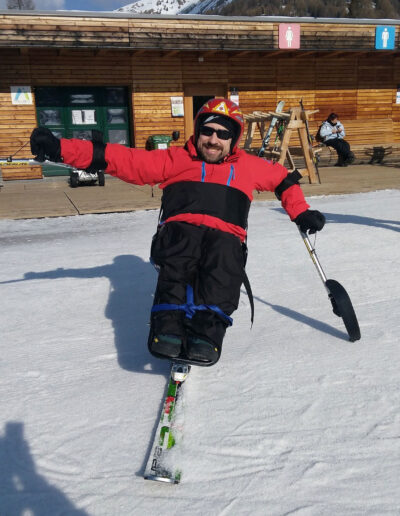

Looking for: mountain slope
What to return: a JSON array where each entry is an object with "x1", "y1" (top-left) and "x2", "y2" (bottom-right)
[
  {"x1": 114, "y1": 0, "x2": 400, "y2": 18},
  {"x1": 114, "y1": 0, "x2": 232, "y2": 15}
]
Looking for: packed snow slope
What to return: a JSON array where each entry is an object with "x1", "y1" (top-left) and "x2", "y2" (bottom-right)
[{"x1": 1, "y1": 190, "x2": 400, "y2": 515}]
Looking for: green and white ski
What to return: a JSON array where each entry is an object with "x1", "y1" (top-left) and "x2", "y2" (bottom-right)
[
  {"x1": 258, "y1": 100, "x2": 285, "y2": 157},
  {"x1": 144, "y1": 363, "x2": 190, "y2": 484}
]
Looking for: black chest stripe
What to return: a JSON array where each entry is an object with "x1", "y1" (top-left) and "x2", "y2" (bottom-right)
[{"x1": 160, "y1": 181, "x2": 251, "y2": 230}]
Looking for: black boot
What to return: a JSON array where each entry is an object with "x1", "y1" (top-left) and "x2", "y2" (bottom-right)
[
  {"x1": 184, "y1": 311, "x2": 228, "y2": 364},
  {"x1": 186, "y1": 334, "x2": 219, "y2": 363},
  {"x1": 345, "y1": 152, "x2": 355, "y2": 165},
  {"x1": 150, "y1": 333, "x2": 182, "y2": 359},
  {"x1": 149, "y1": 311, "x2": 184, "y2": 359}
]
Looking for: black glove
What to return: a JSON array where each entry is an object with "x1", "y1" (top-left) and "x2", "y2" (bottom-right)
[
  {"x1": 294, "y1": 210, "x2": 325, "y2": 234},
  {"x1": 30, "y1": 127, "x2": 62, "y2": 163}
]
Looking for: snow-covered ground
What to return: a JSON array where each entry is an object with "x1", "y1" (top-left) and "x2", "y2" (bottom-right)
[{"x1": 1, "y1": 189, "x2": 399, "y2": 515}]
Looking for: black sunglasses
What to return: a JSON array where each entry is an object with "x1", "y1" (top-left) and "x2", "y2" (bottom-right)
[{"x1": 199, "y1": 126, "x2": 232, "y2": 140}]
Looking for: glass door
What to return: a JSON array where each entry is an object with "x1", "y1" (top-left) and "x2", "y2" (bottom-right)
[{"x1": 35, "y1": 86, "x2": 131, "y2": 176}]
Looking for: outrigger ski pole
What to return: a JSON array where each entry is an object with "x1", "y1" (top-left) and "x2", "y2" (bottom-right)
[
  {"x1": 0, "y1": 157, "x2": 72, "y2": 169},
  {"x1": 0, "y1": 138, "x2": 71, "y2": 169},
  {"x1": 298, "y1": 227, "x2": 361, "y2": 342}
]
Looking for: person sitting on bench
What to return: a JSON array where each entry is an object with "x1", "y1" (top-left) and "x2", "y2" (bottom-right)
[{"x1": 319, "y1": 113, "x2": 355, "y2": 167}]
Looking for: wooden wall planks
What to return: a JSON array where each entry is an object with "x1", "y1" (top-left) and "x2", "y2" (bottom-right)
[{"x1": 0, "y1": 12, "x2": 399, "y2": 179}]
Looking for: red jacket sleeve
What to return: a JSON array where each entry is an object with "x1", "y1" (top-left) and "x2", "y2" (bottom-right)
[
  {"x1": 60, "y1": 138, "x2": 93, "y2": 170},
  {"x1": 60, "y1": 139, "x2": 173, "y2": 186},
  {"x1": 247, "y1": 154, "x2": 309, "y2": 220},
  {"x1": 280, "y1": 185, "x2": 310, "y2": 220},
  {"x1": 104, "y1": 144, "x2": 173, "y2": 185}
]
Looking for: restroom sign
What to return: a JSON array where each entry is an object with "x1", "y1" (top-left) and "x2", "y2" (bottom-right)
[
  {"x1": 375, "y1": 26, "x2": 396, "y2": 50},
  {"x1": 279, "y1": 24, "x2": 300, "y2": 49},
  {"x1": 11, "y1": 86, "x2": 33, "y2": 105}
]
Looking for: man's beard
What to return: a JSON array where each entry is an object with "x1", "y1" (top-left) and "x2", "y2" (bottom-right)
[{"x1": 197, "y1": 143, "x2": 226, "y2": 164}]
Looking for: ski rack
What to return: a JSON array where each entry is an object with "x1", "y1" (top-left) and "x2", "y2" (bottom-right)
[{"x1": 243, "y1": 103, "x2": 320, "y2": 184}]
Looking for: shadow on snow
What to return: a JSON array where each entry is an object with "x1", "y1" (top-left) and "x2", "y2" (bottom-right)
[
  {"x1": 2, "y1": 254, "x2": 168, "y2": 377},
  {"x1": 272, "y1": 206, "x2": 400, "y2": 233},
  {"x1": 253, "y1": 294, "x2": 348, "y2": 341},
  {"x1": 0, "y1": 421, "x2": 88, "y2": 516}
]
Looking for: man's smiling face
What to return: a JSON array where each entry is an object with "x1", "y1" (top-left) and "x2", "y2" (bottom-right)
[{"x1": 196, "y1": 123, "x2": 233, "y2": 164}]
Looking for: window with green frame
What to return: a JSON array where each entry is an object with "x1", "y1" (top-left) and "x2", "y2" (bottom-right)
[{"x1": 35, "y1": 86, "x2": 131, "y2": 175}]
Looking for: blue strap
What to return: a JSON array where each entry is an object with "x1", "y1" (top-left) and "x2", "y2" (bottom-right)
[
  {"x1": 227, "y1": 165, "x2": 235, "y2": 186},
  {"x1": 151, "y1": 285, "x2": 233, "y2": 326}
]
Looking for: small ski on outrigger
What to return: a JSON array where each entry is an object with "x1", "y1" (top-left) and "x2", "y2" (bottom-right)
[{"x1": 144, "y1": 362, "x2": 190, "y2": 484}]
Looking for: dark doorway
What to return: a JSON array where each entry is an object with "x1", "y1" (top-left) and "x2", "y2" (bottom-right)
[
  {"x1": 183, "y1": 84, "x2": 227, "y2": 140},
  {"x1": 193, "y1": 95, "x2": 214, "y2": 118}
]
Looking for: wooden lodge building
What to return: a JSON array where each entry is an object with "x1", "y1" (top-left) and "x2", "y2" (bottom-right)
[{"x1": 1, "y1": 10, "x2": 400, "y2": 180}]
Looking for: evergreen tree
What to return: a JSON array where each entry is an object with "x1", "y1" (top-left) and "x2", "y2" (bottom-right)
[
  {"x1": 324, "y1": 0, "x2": 348, "y2": 18},
  {"x1": 205, "y1": 0, "x2": 400, "y2": 18},
  {"x1": 7, "y1": 0, "x2": 35, "y2": 8},
  {"x1": 348, "y1": 0, "x2": 374, "y2": 17},
  {"x1": 375, "y1": 0, "x2": 399, "y2": 18}
]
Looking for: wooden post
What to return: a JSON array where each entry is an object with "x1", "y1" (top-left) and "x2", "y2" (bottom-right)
[
  {"x1": 243, "y1": 118, "x2": 257, "y2": 151},
  {"x1": 277, "y1": 107, "x2": 319, "y2": 184}
]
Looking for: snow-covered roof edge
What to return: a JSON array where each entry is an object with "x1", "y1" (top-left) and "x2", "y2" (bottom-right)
[{"x1": 1, "y1": 10, "x2": 400, "y2": 25}]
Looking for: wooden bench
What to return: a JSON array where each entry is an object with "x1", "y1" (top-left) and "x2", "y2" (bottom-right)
[
  {"x1": 247, "y1": 142, "x2": 400, "y2": 169},
  {"x1": 314, "y1": 142, "x2": 400, "y2": 167},
  {"x1": 244, "y1": 117, "x2": 400, "y2": 168},
  {"x1": 309, "y1": 118, "x2": 400, "y2": 166}
]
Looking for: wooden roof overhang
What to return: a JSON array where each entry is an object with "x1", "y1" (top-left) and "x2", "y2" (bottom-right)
[{"x1": 0, "y1": 11, "x2": 400, "y2": 55}]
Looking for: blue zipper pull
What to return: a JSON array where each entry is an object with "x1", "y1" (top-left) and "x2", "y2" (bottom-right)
[
  {"x1": 227, "y1": 165, "x2": 235, "y2": 186},
  {"x1": 201, "y1": 162, "x2": 206, "y2": 182}
]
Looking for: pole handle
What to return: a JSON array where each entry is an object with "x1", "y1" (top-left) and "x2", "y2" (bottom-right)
[{"x1": 298, "y1": 226, "x2": 328, "y2": 284}]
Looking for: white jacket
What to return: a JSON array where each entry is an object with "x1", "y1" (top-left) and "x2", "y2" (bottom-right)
[{"x1": 320, "y1": 120, "x2": 346, "y2": 142}]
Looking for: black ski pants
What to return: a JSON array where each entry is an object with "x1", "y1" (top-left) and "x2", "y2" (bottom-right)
[
  {"x1": 325, "y1": 138, "x2": 353, "y2": 165},
  {"x1": 150, "y1": 221, "x2": 245, "y2": 347}
]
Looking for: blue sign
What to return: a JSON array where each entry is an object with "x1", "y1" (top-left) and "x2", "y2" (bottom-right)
[{"x1": 375, "y1": 26, "x2": 396, "y2": 50}]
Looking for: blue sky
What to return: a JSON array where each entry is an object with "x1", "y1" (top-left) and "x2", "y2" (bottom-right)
[{"x1": 0, "y1": 0, "x2": 127, "y2": 10}]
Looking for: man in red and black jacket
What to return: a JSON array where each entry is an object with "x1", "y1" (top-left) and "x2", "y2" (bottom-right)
[{"x1": 31, "y1": 98, "x2": 325, "y2": 366}]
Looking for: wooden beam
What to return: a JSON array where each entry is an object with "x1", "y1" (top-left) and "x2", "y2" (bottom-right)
[
  {"x1": 259, "y1": 50, "x2": 286, "y2": 58},
  {"x1": 56, "y1": 48, "x2": 69, "y2": 56},
  {"x1": 323, "y1": 51, "x2": 344, "y2": 58},
  {"x1": 230, "y1": 50, "x2": 251, "y2": 58},
  {"x1": 131, "y1": 49, "x2": 147, "y2": 56},
  {"x1": 297, "y1": 51, "x2": 316, "y2": 58},
  {"x1": 162, "y1": 50, "x2": 180, "y2": 58},
  {"x1": 203, "y1": 50, "x2": 218, "y2": 57}
]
